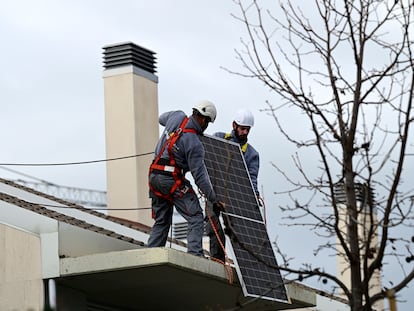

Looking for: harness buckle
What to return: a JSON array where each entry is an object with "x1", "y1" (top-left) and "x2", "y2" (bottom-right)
[{"x1": 163, "y1": 165, "x2": 175, "y2": 173}]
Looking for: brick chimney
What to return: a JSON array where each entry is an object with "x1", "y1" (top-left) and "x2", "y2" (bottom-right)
[{"x1": 102, "y1": 42, "x2": 158, "y2": 226}]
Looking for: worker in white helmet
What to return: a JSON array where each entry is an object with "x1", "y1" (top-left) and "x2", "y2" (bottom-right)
[
  {"x1": 206, "y1": 108, "x2": 260, "y2": 262},
  {"x1": 216, "y1": 108, "x2": 260, "y2": 193},
  {"x1": 148, "y1": 100, "x2": 224, "y2": 257}
]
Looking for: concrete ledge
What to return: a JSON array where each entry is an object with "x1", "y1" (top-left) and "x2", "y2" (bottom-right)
[
  {"x1": 60, "y1": 247, "x2": 227, "y2": 280},
  {"x1": 58, "y1": 247, "x2": 316, "y2": 310}
]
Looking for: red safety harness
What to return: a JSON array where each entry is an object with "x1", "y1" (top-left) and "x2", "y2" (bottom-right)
[{"x1": 149, "y1": 117, "x2": 197, "y2": 202}]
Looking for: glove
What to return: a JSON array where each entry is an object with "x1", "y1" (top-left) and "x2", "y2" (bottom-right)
[{"x1": 213, "y1": 201, "x2": 225, "y2": 215}]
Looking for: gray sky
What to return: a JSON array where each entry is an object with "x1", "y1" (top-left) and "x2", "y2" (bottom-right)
[{"x1": 1, "y1": 1, "x2": 413, "y2": 309}]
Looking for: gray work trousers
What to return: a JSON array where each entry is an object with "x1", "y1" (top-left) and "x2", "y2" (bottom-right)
[{"x1": 147, "y1": 173, "x2": 204, "y2": 257}]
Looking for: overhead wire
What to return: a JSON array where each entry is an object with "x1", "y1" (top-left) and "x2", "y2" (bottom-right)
[
  {"x1": 0, "y1": 152, "x2": 155, "y2": 210},
  {"x1": 0, "y1": 151, "x2": 154, "y2": 166}
]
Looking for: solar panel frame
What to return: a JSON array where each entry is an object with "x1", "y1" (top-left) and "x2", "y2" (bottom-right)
[{"x1": 200, "y1": 134, "x2": 289, "y2": 303}]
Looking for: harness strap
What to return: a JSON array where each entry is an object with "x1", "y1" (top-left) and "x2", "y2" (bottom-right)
[
  {"x1": 224, "y1": 133, "x2": 248, "y2": 153},
  {"x1": 149, "y1": 117, "x2": 197, "y2": 202}
]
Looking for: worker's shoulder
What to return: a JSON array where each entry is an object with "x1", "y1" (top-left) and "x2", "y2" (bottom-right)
[
  {"x1": 159, "y1": 110, "x2": 186, "y2": 124},
  {"x1": 162, "y1": 110, "x2": 186, "y2": 118},
  {"x1": 246, "y1": 143, "x2": 259, "y2": 156}
]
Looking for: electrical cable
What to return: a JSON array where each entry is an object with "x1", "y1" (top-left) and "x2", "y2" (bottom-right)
[
  {"x1": 0, "y1": 151, "x2": 154, "y2": 166},
  {"x1": 0, "y1": 151, "x2": 154, "y2": 198}
]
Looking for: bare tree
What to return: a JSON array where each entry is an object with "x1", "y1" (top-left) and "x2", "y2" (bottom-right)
[{"x1": 226, "y1": 0, "x2": 414, "y2": 310}]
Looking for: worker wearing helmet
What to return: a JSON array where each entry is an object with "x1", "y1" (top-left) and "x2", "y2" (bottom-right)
[
  {"x1": 148, "y1": 100, "x2": 224, "y2": 257},
  {"x1": 216, "y1": 108, "x2": 259, "y2": 193},
  {"x1": 206, "y1": 108, "x2": 260, "y2": 262}
]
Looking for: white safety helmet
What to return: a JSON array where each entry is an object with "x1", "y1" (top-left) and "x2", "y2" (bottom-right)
[
  {"x1": 193, "y1": 100, "x2": 217, "y2": 122},
  {"x1": 234, "y1": 108, "x2": 254, "y2": 127}
]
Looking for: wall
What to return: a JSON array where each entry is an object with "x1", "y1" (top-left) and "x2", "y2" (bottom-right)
[{"x1": 0, "y1": 224, "x2": 43, "y2": 310}]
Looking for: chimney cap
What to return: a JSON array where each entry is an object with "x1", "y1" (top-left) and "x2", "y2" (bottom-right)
[{"x1": 102, "y1": 42, "x2": 157, "y2": 74}]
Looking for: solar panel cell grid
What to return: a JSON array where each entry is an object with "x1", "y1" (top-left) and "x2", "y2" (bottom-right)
[
  {"x1": 201, "y1": 135, "x2": 263, "y2": 221},
  {"x1": 200, "y1": 135, "x2": 289, "y2": 303},
  {"x1": 227, "y1": 215, "x2": 287, "y2": 300}
]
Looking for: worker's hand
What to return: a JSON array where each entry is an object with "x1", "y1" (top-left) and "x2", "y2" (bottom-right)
[{"x1": 213, "y1": 201, "x2": 225, "y2": 215}]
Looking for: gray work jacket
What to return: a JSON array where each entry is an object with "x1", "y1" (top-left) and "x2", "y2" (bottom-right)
[{"x1": 154, "y1": 110, "x2": 217, "y2": 203}]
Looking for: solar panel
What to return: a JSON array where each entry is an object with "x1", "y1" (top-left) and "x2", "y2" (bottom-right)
[{"x1": 200, "y1": 134, "x2": 288, "y2": 303}]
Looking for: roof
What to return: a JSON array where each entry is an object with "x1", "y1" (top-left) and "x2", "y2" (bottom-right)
[{"x1": 0, "y1": 178, "x2": 187, "y2": 252}]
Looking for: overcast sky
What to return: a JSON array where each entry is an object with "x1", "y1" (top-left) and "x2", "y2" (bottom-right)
[{"x1": 1, "y1": 1, "x2": 413, "y2": 309}]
